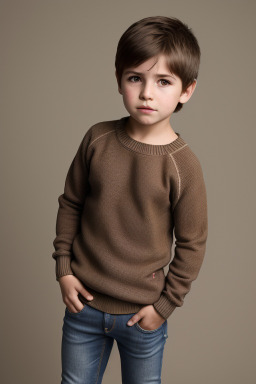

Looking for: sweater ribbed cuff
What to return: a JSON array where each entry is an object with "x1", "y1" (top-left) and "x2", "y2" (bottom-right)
[
  {"x1": 153, "y1": 294, "x2": 177, "y2": 320},
  {"x1": 55, "y1": 255, "x2": 74, "y2": 281}
]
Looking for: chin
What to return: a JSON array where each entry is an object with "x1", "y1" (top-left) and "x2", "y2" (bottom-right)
[
  {"x1": 128, "y1": 112, "x2": 153, "y2": 122},
  {"x1": 137, "y1": 116, "x2": 160, "y2": 126}
]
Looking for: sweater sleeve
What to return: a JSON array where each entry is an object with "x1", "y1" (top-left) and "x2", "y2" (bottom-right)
[
  {"x1": 52, "y1": 128, "x2": 92, "y2": 281},
  {"x1": 153, "y1": 152, "x2": 208, "y2": 320}
]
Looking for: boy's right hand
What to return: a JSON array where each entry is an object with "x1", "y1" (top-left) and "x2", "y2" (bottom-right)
[{"x1": 58, "y1": 275, "x2": 94, "y2": 313}]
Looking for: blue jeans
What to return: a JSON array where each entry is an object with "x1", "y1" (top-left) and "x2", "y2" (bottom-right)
[{"x1": 61, "y1": 303, "x2": 168, "y2": 384}]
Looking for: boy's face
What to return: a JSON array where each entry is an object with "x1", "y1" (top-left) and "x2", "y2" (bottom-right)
[{"x1": 116, "y1": 54, "x2": 196, "y2": 127}]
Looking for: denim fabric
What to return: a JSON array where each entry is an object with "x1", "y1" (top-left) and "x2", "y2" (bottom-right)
[{"x1": 61, "y1": 303, "x2": 168, "y2": 384}]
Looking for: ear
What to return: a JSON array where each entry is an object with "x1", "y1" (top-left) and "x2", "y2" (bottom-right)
[
  {"x1": 115, "y1": 71, "x2": 123, "y2": 95},
  {"x1": 179, "y1": 79, "x2": 197, "y2": 104}
]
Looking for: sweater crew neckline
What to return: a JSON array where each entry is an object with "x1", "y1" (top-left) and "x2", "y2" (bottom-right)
[{"x1": 116, "y1": 116, "x2": 187, "y2": 156}]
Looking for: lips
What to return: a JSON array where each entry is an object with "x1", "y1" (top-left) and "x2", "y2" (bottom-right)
[{"x1": 137, "y1": 106, "x2": 155, "y2": 110}]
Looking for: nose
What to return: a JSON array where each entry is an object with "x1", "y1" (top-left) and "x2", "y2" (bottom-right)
[{"x1": 139, "y1": 81, "x2": 153, "y2": 100}]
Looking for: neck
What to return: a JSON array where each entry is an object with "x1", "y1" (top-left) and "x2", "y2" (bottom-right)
[{"x1": 125, "y1": 116, "x2": 178, "y2": 146}]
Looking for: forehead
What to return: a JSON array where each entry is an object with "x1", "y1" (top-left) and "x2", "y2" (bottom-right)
[{"x1": 125, "y1": 54, "x2": 171, "y2": 74}]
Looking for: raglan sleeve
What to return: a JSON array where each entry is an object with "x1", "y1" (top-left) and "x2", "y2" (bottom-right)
[
  {"x1": 52, "y1": 127, "x2": 92, "y2": 281},
  {"x1": 153, "y1": 151, "x2": 208, "y2": 320}
]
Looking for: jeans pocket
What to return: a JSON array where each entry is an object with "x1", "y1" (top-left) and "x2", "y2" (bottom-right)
[
  {"x1": 135, "y1": 320, "x2": 165, "y2": 334},
  {"x1": 66, "y1": 304, "x2": 87, "y2": 316}
]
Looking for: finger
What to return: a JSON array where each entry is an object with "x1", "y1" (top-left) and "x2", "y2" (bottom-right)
[
  {"x1": 67, "y1": 299, "x2": 85, "y2": 313},
  {"x1": 80, "y1": 288, "x2": 94, "y2": 301},
  {"x1": 127, "y1": 312, "x2": 142, "y2": 326}
]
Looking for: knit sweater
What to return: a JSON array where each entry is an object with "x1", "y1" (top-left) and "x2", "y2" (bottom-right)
[{"x1": 52, "y1": 115, "x2": 208, "y2": 320}]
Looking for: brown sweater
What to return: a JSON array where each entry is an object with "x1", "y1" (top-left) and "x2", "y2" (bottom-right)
[{"x1": 52, "y1": 116, "x2": 208, "y2": 320}]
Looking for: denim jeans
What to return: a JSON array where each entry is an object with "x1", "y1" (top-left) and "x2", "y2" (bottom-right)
[{"x1": 61, "y1": 303, "x2": 168, "y2": 384}]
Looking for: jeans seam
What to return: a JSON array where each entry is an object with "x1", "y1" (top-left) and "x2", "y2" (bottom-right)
[
  {"x1": 162, "y1": 321, "x2": 168, "y2": 339},
  {"x1": 104, "y1": 316, "x2": 116, "y2": 333},
  {"x1": 95, "y1": 338, "x2": 107, "y2": 384}
]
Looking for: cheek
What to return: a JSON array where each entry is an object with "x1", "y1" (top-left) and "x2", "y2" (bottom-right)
[
  {"x1": 123, "y1": 88, "x2": 136, "y2": 103},
  {"x1": 162, "y1": 90, "x2": 181, "y2": 106}
]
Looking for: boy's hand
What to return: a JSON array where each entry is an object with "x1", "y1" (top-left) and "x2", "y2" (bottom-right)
[
  {"x1": 127, "y1": 305, "x2": 166, "y2": 330},
  {"x1": 58, "y1": 275, "x2": 94, "y2": 313}
]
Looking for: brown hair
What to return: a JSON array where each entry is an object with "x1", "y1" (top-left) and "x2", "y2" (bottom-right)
[{"x1": 115, "y1": 16, "x2": 201, "y2": 113}]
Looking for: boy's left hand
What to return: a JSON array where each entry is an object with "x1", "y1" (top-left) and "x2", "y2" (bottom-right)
[{"x1": 127, "y1": 305, "x2": 166, "y2": 330}]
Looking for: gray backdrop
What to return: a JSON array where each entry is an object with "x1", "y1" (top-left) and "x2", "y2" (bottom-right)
[{"x1": 1, "y1": 0, "x2": 255, "y2": 383}]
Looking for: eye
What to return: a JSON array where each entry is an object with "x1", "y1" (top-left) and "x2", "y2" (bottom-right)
[
  {"x1": 126, "y1": 76, "x2": 171, "y2": 86},
  {"x1": 127, "y1": 75, "x2": 141, "y2": 82},
  {"x1": 159, "y1": 79, "x2": 171, "y2": 86}
]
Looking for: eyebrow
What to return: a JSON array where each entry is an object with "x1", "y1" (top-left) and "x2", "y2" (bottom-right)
[{"x1": 123, "y1": 70, "x2": 176, "y2": 80}]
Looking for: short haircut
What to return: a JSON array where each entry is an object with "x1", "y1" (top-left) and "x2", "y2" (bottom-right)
[{"x1": 115, "y1": 16, "x2": 201, "y2": 113}]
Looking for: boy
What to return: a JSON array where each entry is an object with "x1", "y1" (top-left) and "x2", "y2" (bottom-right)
[{"x1": 52, "y1": 16, "x2": 208, "y2": 384}]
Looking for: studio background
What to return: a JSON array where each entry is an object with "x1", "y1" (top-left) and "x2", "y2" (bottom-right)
[{"x1": 1, "y1": 0, "x2": 255, "y2": 383}]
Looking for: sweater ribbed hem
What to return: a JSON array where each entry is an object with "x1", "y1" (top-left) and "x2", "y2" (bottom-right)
[
  {"x1": 54, "y1": 256, "x2": 176, "y2": 316},
  {"x1": 55, "y1": 254, "x2": 178, "y2": 317},
  {"x1": 78, "y1": 288, "x2": 145, "y2": 314},
  {"x1": 55, "y1": 255, "x2": 74, "y2": 281},
  {"x1": 153, "y1": 294, "x2": 177, "y2": 320},
  {"x1": 116, "y1": 116, "x2": 187, "y2": 156}
]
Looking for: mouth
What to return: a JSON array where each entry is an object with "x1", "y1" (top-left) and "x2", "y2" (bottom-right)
[{"x1": 137, "y1": 106, "x2": 155, "y2": 111}]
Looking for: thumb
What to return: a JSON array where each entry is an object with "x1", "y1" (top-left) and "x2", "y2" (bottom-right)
[{"x1": 127, "y1": 310, "x2": 143, "y2": 326}]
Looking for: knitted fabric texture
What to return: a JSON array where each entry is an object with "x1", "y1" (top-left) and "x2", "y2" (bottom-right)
[{"x1": 52, "y1": 116, "x2": 208, "y2": 320}]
